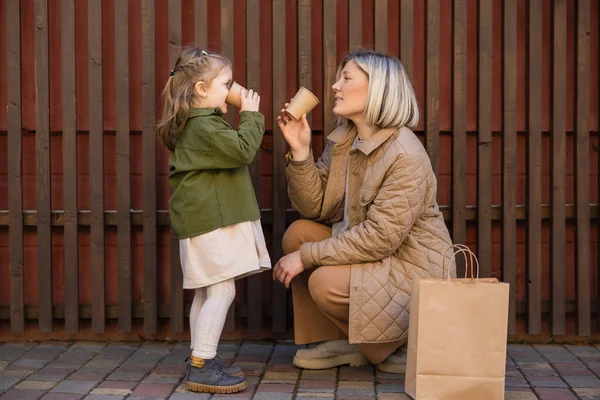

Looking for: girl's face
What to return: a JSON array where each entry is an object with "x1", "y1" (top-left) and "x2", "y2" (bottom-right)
[
  {"x1": 195, "y1": 66, "x2": 232, "y2": 113},
  {"x1": 331, "y1": 60, "x2": 369, "y2": 122}
]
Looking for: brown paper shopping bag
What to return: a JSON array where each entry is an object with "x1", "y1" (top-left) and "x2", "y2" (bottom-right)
[{"x1": 405, "y1": 245, "x2": 509, "y2": 400}]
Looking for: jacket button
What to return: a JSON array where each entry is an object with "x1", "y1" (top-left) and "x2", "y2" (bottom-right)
[
  {"x1": 352, "y1": 206, "x2": 357, "y2": 211},
  {"x1": 354, "y1": 285, "x2": 359, "y2": 290},
  {"x1": 353, "y1": 172, "x2": 359, "y2": 177}
]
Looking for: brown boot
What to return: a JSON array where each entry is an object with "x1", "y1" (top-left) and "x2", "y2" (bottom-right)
[{"x1": 186, "y1": 356, "x2": 247, "y2": 394}]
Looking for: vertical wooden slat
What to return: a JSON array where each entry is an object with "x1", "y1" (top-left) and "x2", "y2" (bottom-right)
[
  {"x1": 246, "y1": 0, "x2": 262, "y2": 332},
  {"x1": 349, "y1": 0, "x2": 362, "y2": 50},
  {"x1": 551, "y1": 0, "x2": 567, "y2": 335},
  {"x1": 168, "y1": 0, "x2": 184, "y2": 334},
  {"x1": 272, "y1": 0, "x2": 287, "y2": 333},
  {"x1": 35, "y1": 0, "x2": 53, "y2": 333},
  {"x1": 115, "y1": 0, "x2": 131, "y2": 333},
  {"x1": 374, "y1": 0, "x2": 387, "y2": 52},
  {"x1": 194, "y1": 0, "x2": 207, "y2": 48},
  {"x1": 142, "y1": 0, "x2": 158, "y2": 334},
  {"x1": 425, "y1": 0, "x2": 440, "y2": 175},
  {"x1": 477, "y1": 0, "x2": 492, "y2": 280},
  {"x1": 323, "y1": 0, "x2": 336, "y2": 142},
  {"x1": 526, "y1": 0, "x2": 543, "y2": 335},
  {"x1": 400, "y1": 0, "x2": 413, "y2": 80},
  {"x1": 452, "y1": 0, "x2": 467, "y2": 272},
  {"x1": 62, "y1": 0, "x2": 78, "y2": 333},
  {"x1": 503, "y1": 0, "x2": 517, "y2": 336},
  {"x1": 220, "y1": 0, "x2": 236, "y2": 331},
  {"x1": 7, "y1": 0, "x2": 24, "y2": 334},
  {"x1": 574, "y1": 0, "x2": 591, "y2": 336},
  {"x1": 89, "y1": 0, "x2": 104, "y2": 334}
]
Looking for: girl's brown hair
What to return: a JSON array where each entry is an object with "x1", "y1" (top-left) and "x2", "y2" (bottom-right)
[{"x1": 157, "y1": 47, "x2": 231, "y2": 151}]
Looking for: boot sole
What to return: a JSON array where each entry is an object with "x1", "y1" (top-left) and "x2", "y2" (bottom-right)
[
  {"x1": 377, "y1": 362, "x2": 406, "y2": 374},
  {"x1": 293, "y1": 352, "x2": 370, "y2": 370},
  {"x1": 186, "y1": 380, "x2": 247, "y2": 394}
]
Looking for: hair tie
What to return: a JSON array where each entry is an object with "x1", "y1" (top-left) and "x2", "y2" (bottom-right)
[
  {"x1": 169, "y1": 69, "x2": 175, "y2": 77},
  {"x1": 201, "y1": 50, "x2": 208, "y2": 56}
]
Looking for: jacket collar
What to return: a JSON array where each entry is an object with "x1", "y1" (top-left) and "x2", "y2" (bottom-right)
[
  {"x1": 187, "y1": 107, "x2": 224, "y2": 118},
  {"x1": 327, "y1": 124, "x2": 398, "y2": 155}
]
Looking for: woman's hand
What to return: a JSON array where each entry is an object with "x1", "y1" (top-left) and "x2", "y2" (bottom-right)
[
  {"x1": 240, "y1": 89, "x2": 260, "y2": 112},
  {"x1": 276, "y1": 103, "x2": 311, "y2": 161},
  {"x1": 272, "y1": 250, "x2": 305, "y2": 289}
]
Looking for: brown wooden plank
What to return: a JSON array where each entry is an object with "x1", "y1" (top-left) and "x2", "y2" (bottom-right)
[
  {"x1": 425, "y1": 0, "x2": 440, "y2": 176},
  {"x1": 89, "y1": 0, "x2": 105, "y2": 334},
  {"x1": 323, "y1": 0, "x2": 336, "y2": 140},
  {"x1": 194, "y1": 0, "x2": 207, "y2": 48},
  {"x1": 62, "y1": 0, "x2": 79, "y2": 333},
  {"x1": 526, "y1": 0, "x2": 543, "y2": 335},
  {"x1": 35, "y1": 0, "x2": 53, "y2": 333},
  {"x1": 142, "y1": 0, "x2": 158, "y2": 334},
  {"x1": 452, "y1": 0, "x2": 467, "y2": 275},
  {"x1": 503, "y1": 0, "x2": 518, "y2": 336},
  {"x1": 349, "y1": 0, "x2": 362, "y2": 50},
  {"x1": 7, "y1": 0, "x2": 24, "y2": 334},
  {"x1": 168, "y1": 0, "x2": 184, "y2": 334},
  {"x1": 477, "y1": 0, "x2": 492, "y2": 280},
  {"x1": 551, "y1": 0, "x2": 567, "y2": 335},
  {"x1": 575, "y1": 0, "x2": 591, "y2": 336},
  {"x1": 272, "y1": 0, "x2": 287, "y2": 333},
  {"x1": 115, "y1": 0, "x2": 131, "y2": 333},
  {"x1": 374, "y1": 0, "x2": 387, "y2": 52},
  {"x1": 400, "y1": 0, "x2": 413, "y2": 80},
  {"x1": 246, "y1": 0, "x2": 262, "y2": 332}
]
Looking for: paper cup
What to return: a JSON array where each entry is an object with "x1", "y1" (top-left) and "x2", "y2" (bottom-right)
[
  {"x1": 226, "y1": 81, "x2": 244, "y2": 108},
  {"x1": 285, "y1": 87, "x2": 320, "y2": 121}
]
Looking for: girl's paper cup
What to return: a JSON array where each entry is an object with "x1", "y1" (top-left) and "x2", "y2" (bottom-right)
[
  {"x1": 226, "y1": 82, "x2": 244, "y2": 108},
  {"x1": 285, "y1": 87, "x2": 320, "y2": 121}
]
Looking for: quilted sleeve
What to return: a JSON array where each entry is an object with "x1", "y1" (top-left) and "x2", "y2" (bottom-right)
[
  {"x1": 285, "y1": 143, "x2": 333, "y2": 219},
  {"x1": 299, "y1": 154, "x2": 428, "y2": 268}
]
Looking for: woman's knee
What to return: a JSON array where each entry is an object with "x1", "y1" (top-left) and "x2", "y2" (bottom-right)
[{"x1": 282, "y1": 220, "x2": 317, "y2": 255}]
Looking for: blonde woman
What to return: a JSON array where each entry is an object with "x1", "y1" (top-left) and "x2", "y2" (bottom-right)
[{"x1": 274, "y1": 49, "x2": 454, "y2": 373}]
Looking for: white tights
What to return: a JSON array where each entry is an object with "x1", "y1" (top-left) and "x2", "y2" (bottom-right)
[{"x1": 189, "y1": 278, "x2": 236, "y2": 359}]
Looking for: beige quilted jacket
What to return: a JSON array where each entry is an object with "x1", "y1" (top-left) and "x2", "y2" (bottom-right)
[{"x1": 285, "y1": 125, "x2": 455, "y2": 344}]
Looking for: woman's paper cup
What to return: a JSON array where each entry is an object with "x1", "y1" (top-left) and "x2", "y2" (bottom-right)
[
  {"x1": 285, "y1": 87, "x2": 320, "y2": 121},
  {"x1": 226, "y1": 81, "x2": 244, "y2": 108}
]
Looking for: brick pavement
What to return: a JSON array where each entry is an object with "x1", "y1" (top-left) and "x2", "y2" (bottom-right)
[{"x1": 1, "y1": 341, "x2": 600, "y2": 399}]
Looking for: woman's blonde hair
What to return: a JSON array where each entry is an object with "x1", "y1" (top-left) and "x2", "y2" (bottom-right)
[
  {"x1": 336, "y1": 49, "x2": 419, "y2": 130},
  {"x1": 157, "y1": 47, "x2": 231, "y2": 151}
]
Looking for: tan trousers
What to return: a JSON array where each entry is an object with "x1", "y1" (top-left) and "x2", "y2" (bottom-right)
[{"x1": 282, "y1": 219, "x2": 404, "y2": 364}]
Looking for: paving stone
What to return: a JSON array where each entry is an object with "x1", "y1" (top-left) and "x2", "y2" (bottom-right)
[
  {"x1": 301, "y1": 370, "x2": 337, "y2": 380},
  {"x1": 15, "y1": 380, "x2": 56, "y2": 390},
  {"x1": 130, "y1": 383, "x2": 176, "y2": 397},
  {"x1": 256, "y1": 383, "x2": 295, "y2": 393},
  {"x1": 252, "y1": 393, "x2": 293, "y2": 400},
  {"x1": 375, "y1": 384, "x2": 405, "y2": 393},
  {"x1": 298, "y1": 380, "x2": 336, "y2": 389},
  {"x1": 574, "y1": 388, "x2": 600, "y2": 397},
  {"x1": 338, "y1": 381, "x2": 375, "y2": 390},
  {"x1": 69, "y1": 368, "x2": 112, "y2": 381},
  {"x1": 82, "y1": 396, "x2": 125, "y2": 400},
  {"x1": 0, "y1": 389, "x2": 47, "y2": 400},
  {"x1": 335, "y1": 395, "x2": 377, "y2": 400},
  {"x1": 89, "y1": 388, "x2": 132, "y2": 396},
  {"x1": 375, "y1": 372, "x2": 402, "y2": 380},
  {"x1": 535, "y1": 388, "x2": 578, "y2": 400},
  {"x1": 1, "y1": 369, "x2": 34, "y2": 378},
  {"x1": 168, "y1": 393, "x2": 210, "y2": 400},
  {"x1": 263, "y1": 372, "x2": 299, "y2": 380},
  {"x1": 503, "y1": 390, "x2": 538, "y2": 400},
  {"x1": 297, "y1": 387, "x2": 335, "y2": 393},
  {"x1": 51, "y1": 379, "x2": 98, "y2": 394},
  {"x1": 296, "y1": 395, "x2": 335, "y2": 399},
  {"x1": 0, "y1": 362, "x2": 9, "y2": 371},
  {"x1": 152, "y1": 365, "x2": 187, "y2": 375},
  {"x1": 29, "y1": 366, "x2": 76, "y2": 381},
  {"x1": 562, "y1": 375, "x2": 600, "y2": 388},
  {"x1": 527, "y1": 376, "x2": 568, "y2": 388},
  {"x1": 10, "y1": 359, "x2": 48, "y2": 369},
  {"x1": 40, "y1": 394, "x2": 83, "y2": 400},
  {"x1": 504, "y1": 376, "x2": 531, "y2": 388},
  {"x1": 142, "y1": 374, "x2": 181, "y2": 384},
  {"x1": 0, "y1": 377, "x2": 20, "y2": 391}
]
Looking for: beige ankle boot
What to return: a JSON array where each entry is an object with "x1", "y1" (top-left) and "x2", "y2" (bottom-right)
[
  {"x1": 293, "y1": 340, "x2": 370, "y2": 369},
  {"x1": 377, "y1": 344, "x2": 407, "y2": 374}
]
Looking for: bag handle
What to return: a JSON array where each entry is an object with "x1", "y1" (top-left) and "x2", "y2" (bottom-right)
[{"x1": 442, "y1": 244, "x2": 480, "y2": 280}]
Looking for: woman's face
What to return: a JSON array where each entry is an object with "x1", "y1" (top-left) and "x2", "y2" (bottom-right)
[{"x1": 331, "y1": 60, "x2": 369, "y2": 122}]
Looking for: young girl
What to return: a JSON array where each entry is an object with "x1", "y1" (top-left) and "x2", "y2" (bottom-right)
[{"x1": 157, "y1": 47, "x2": 271, "y2": 394}]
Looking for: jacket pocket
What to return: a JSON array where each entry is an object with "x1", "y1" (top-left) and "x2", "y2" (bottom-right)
[{"x1": 359, "y1": 186, "x2": 378, "y2": 207}]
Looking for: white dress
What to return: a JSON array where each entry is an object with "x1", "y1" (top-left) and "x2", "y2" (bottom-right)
[{"x1": 179, "y1": 219, "x2": 272, "y2": 289}]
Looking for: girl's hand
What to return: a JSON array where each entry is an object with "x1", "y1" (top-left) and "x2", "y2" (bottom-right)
[
  {"x1": 272, "y1": 250, "x2": 305, "y2": 289},
  {"x1": 240, "y1": 89, "x2": 260, "y2": 112},
  {"x1": 276, "y1": 103, "x2": 311, "y2": 161}
]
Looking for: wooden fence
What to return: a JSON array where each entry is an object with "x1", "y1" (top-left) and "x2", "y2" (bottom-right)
[{"x1": 0, "y1": 0, "x2": 599, "y2": 340}]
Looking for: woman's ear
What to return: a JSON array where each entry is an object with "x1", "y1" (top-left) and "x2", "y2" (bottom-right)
[{"x1": 195, "y1": 81, "x2": 208, "y2": 98}]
